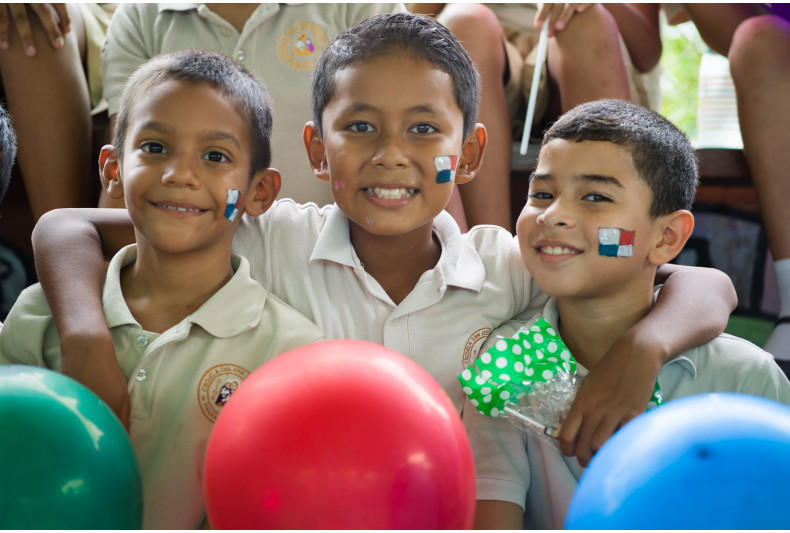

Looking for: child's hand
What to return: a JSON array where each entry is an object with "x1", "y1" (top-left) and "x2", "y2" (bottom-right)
[
  {"x1": 60, "y1": 330, "x2": 131, "y2": 431},
  {"x1": 557, "y1": 329, "x2": 659, "y2": 466},
  {"x1": 0, "y1": 3, "x2": 71, "y2": 55},
  {"x1": 534, "y1": 3, "x2": 593, "y2": 37}
]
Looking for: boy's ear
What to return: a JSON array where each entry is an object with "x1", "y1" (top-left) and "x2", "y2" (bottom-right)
[
  {"x1": 454, "y1": 123, "x2": 487, "y2": 185},
  {"x1": 244, "y1": 168, "x2": 281, "y2": 217},
  {"x1": 303, "y1": 121, "x2": 330, "y2": 183},
  {"x1": 648, "y1": 209, "x2": 695, "y2": 266},
  {"x1": 99, "y1": 145, "x2": 125, "y2": 200}
]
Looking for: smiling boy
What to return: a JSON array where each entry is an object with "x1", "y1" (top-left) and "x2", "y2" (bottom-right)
[
  {"x1": 0, "y1": 49, "x2": 324, "y2": 528},
  {"x1": 474, "y1": 99, "x2": 790, "y2": 529},
  {"x1": 31, "y1": 15, "x2": 738, "y2": 527}
]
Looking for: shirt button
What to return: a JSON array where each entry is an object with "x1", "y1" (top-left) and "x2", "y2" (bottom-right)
[
  {"x1": 136, "y1": 369, "x2": 147, "y2": 382},
  {"x1": 135, "y1": 335, "x2": 148, "y2": 347},
  {"x1": 235, "y1": 49, "x2": 245, "y2": 62},
  {"x1": 222, "y1": 27, "x2": 232, "y2": 36}
]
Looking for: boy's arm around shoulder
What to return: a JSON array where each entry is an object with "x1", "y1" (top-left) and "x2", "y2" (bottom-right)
[
  {"x1": 32, "y1": 208, "x2": 135, "y2": 428},
  {"x1": 559, "y1": 263, "x2": 737, "y2": 465}
]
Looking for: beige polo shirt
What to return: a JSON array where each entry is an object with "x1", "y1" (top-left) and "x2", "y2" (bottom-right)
[
  {"x1": 0, "y1": 245, "x2": 324, "y2": 529},
  {"x1": 102, "y1": 3, "x2": 403, "y2": 207},
  {"x1": 232, "y1": 199, "x2": 550, "y2": 501}
]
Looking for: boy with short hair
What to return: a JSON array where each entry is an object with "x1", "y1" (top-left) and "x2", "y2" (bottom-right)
[
  {"x1": 0, "y1": 49, "x2": 324, "y2": 529},
  {"x1": 471, "y1": 98, "x2": 790, "y2": 529},
  {"x1": 0, "y1": 104, "x2": 15, "y2": 205},
  {"x1": 32, "y1": 14, "x2": 737, "y2": 526}
]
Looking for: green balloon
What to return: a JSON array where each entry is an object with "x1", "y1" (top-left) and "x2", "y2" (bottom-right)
[{"x1": 0, "y1": 366, "x2": 143, "y2": 529}]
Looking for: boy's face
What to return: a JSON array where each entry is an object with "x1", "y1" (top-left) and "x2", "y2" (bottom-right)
[
  {"x1": 313, "y1": 52, "x2": 473, "y2": 237},
  {"x1": 112, "y1": 80, "x2": 260, "y2": 255},
  {"x1": 517, "y1": 139, "x2": 661, "y2": 300}
]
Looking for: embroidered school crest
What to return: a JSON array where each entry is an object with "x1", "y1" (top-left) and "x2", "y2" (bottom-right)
[
  {"x1": 198, "y1": 364, "x2": 250, "y2": 422},
  {"x1": 277, "y1": 21, "x2": 329, "y2": 71},
  {"x1": 462, "y1": 327, "x2": 492, "y2": 368}
]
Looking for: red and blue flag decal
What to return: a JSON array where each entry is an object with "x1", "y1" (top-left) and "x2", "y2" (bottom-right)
[
  {"x1": 598, "y1": 227, "x2": 634, "y2": 257},
  {"x1": 434, "y1": 155, "x2": 458, "y2": 184},
  {"x1": 224, "y1": 189, "x2": 242, "y2": 222}
]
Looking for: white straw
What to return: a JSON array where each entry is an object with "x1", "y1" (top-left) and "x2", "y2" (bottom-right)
[
  {"x1": 504, "y1": 406, "x2": 559, "y2": 439},
  {"x1": 519, "y1": 21, "x2": 550, "y2": 155}
]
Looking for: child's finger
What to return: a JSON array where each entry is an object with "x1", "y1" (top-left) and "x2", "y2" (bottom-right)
[
  {"x1": 29, "y1": 3, "x2": 65, "y2": 49},
  {"x1": 557, "y1": 407, "x2": 582, "y2": 457},
  {"x1": 7, "y1": 3, "x2": 37, "y2": 56}
]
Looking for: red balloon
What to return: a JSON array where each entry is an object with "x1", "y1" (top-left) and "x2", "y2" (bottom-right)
[{"x1": 203, "y1": 339, "x2": 476, "y2": 529}]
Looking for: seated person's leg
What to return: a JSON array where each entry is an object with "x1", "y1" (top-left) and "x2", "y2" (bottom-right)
[
  {"x1": 0, "y1": 3, "x2": 93, "y2": 220},
  {"x1": 437, "y1": 3, "x2": 512, "y2": 231},
  {"x1": 728, "y1": 14, "x2": 790, "y2": 361}
]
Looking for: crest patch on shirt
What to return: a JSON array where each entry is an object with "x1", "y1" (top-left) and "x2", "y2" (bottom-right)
[
  {"x1": 198, "y1": 364, "x2": 250, "y2": 422},
  {"x1": 277, "y1": 22, "x2": 329, "y2": 71}
]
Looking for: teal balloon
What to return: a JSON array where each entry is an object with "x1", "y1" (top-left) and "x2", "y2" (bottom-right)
[
  {"x1": 565, "y1": 393, "x2": 790, "y2": 530},
  {"x1": 0, "y1": 365, "x2": 143, "y2": 529}
]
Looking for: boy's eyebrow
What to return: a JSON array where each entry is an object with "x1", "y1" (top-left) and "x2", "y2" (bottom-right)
[
  {"x1": 136, "y1": 121, "x2": 241, "y2": 148},
  {"x1": 528, "y1": 172, "x2": 624, "y2": 188},
  {"x1": 341, "y1": 102, "x2": 439, "y2": 116}
]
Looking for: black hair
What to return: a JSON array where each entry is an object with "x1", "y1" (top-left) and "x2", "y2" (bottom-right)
[
  {"x1": 0, "y1": 104, "x2": 16, "y2": 204},
  {"x1": 541, "y1": 99, "x2": 698, "y2": 217},
  {"x1": 311, "y1": 12, "x2": 480, "y2": 141},
  {"x1": 114, "y1": 48, "x2": 273, "y2": 178}
]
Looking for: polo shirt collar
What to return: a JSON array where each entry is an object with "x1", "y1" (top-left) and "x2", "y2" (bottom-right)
[
  {"x1": 102, "y1": 245, "x2": 267, "y2": 339},
  {"x1": 308, "y1": 206, "x2": 484, "y2": 291}
]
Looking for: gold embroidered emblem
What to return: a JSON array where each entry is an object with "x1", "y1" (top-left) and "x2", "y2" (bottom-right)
[
  {"x1": 197, "y1": 364, "x2": 250, "y2": 422},
  {"x1": 277, "y1": 21, "x2": 329, "y2": 71},
  {"x1": 462, "y1": 327, "x2": 491, "y2": 368}
]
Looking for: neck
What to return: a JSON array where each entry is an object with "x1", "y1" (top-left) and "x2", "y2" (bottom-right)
[
  {"x1": 556, "y1": 283, "x2": 655, "y2": 370},
  {"x1": 205, "y1": 3, "x2": 259, "y2": 32},
  {"x1": 349, "y1": 220, "x2": 441, "y2": 305},
  {"x1": 121, "y1": 241, "x2": 234, "y2": 333}
]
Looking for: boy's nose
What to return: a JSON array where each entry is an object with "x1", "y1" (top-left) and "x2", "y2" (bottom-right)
[
  {"x1": 536, "y1": 199, "x2": 575, "y2": 228},
  {"x1": 162, "y1": 158, "x2": 199, "y2": 187},
  {"x1": 371, "y1": 132, "x2": 410, "y2": 169}
]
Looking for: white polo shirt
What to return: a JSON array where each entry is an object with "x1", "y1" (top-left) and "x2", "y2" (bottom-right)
[
  {"x1": 467, "y1": 298, "x2": 790, "y2": 528},
  {"x1": 102, "y1": 3, "x2": 403, "y2": 207},
  {"x1": 233, "y1": 199, "x2": 549, "y2": 499},
  {"x1": 0, "y1": 245, "x2": 324, "y2": 529}
]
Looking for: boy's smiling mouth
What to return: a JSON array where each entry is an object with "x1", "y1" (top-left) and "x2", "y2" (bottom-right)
[
  {"x1": 363, "y1": 187, "x2": 417, "y2": 200},
  {"x1": 539, "y1": 245, "x2": 579, "y2": 256},
  {"x1": 153, "y1": 201, "x2": 207, "y2": 214}
]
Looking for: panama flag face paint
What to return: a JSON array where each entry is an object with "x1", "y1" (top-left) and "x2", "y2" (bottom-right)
[
  {"x1": 598, "y1": 227, "x2": 635, "y2": 258},
  {"x1": 434, "y1": 155, "x2": 458, "y2": 184},
  {"x1": 224, "y1": 189, "x2": 242, "y2": 222}
]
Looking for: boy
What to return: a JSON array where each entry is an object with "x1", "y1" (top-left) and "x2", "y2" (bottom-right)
[
  {"x1": 472, "y1": 99, "x2": 790, "y2": 529},
  {"x1": 32, "y1": 14, "x2": 736, "y2": 526},
  {"x1": 0, "y1": 49, "x2": 324, "y2": 529},
  {"x1": 0, "y1": 104, "x2": 14, "y2": 208}
]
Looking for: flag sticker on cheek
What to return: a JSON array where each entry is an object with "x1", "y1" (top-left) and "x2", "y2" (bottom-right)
[
  {"x1": 598, "y1": 227, "x2": 635, "y2": 257},
  {"x1": 224, "y1": 189, "x2": 242, "y2": 222},
  {"x1": 434, "y1": 155, "x2": 458, "y2": 184}
]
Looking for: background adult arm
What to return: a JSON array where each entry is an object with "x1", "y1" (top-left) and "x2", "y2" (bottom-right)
[
  {"x1": 605, "y1": 3, "x2": 663, "y2": 73},
  {"x1": 559, "y1": 264, "x2": 736, "y2": 465},
  {"x1": 32, "y1": 208, "x2": 135, "y2": 427}
]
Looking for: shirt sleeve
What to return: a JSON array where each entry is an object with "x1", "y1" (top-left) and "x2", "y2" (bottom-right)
[
  {"x1": 0, "y1": 284, "x2": 61, "y2": 369},
  {"x1": 463, "y1": 396, "x2": 529, "y2": 508}
]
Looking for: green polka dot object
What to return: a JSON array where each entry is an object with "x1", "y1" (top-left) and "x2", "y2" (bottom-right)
[{"x1": 458, "y1": 317, "x2": 664, "y2": 418}]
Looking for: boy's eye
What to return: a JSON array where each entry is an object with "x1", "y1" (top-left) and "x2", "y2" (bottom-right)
[
  {"x1": 203, "y1": 151, "x2": 229, "y2": 163},
  {"x1": 582, "y1": 192, "x2": 611, "y2": 202},
  {"x1": 141, "y1": 142, "x2": 167, "y2": 154},
  {"x1": 528, "y1": 191, "x2": 553, "y2": 201},
  {"x1": 410, "y1": 123, "x2": 437, "y2": 134},
  {"x1": 348, "y1": 121, "x2": 374, "y2": 133}
]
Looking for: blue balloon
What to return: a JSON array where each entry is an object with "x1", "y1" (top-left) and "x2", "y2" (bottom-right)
[
  {"x1": 566, "y1": 393, "x2": 790, "y2": 530},
  {"x1": 0, "y1": 365, "x2": 143, "y2": 529}
]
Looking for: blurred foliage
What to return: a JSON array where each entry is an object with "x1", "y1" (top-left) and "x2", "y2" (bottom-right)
[{"x1": 659, "y1": 18, "x2": 707, "y2": 141}]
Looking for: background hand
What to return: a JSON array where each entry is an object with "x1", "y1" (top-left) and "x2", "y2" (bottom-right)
[
  {"x1": 0, "y1": 3, "x2": 70, "y2": 56},
  {"x1": 534, "y1": 3, "x2": 593, "y2": 37}
]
